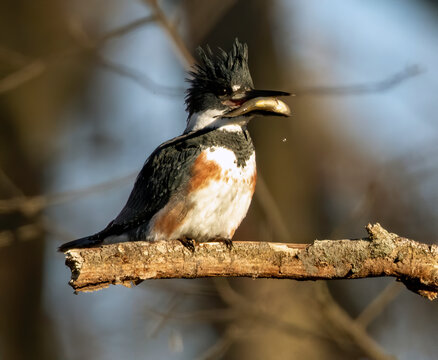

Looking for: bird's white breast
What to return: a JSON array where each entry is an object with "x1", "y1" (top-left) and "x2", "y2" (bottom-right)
[{"x1": 148, "y1": 146, "x2": 256, "y2": 241}]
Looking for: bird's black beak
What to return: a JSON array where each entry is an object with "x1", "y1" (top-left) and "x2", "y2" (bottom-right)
[
  {"x1": 240, "y1": 89, "x2": 290, "y2": 99},
  {"x1": 223, "y1": 89, "x2": 291, "y2": 118}
]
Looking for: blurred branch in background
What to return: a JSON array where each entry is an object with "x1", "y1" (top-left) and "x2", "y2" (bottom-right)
[
  {"x1": 0, "y1": 14, "x2": 156, "y2": 94},
  {"x1": 147, "y1": 279, "x2": 396, "y2": 360},
  {"x1": 355, "y1": 282, "x2": 403, "y2": 328},
  {"x1": 314, "y1": 284, "x2": 396, "y2": 360},
  {"x1": 0, "y1": 169, "x2": 137, "y2": 217},
  {"x1": 145, "y1": 0, "x2": 195, "y2": 68},
  {"x1": 0, "y1": 8, "x2": 423, "y2": 97},
  {"x1": 95, "y1": 55, "x2": 184, "y2": 96},
  {"x1": 294, "y1": 65, "x2": 424, "y2": 96}
]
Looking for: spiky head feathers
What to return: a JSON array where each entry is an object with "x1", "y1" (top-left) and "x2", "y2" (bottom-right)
[{"x1": 185, "y1": 39, "x2": 254, "y2": 115}]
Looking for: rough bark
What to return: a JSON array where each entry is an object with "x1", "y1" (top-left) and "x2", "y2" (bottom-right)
[{"x1": 63, "y1": 223, "x2": 438, "y2": 300}]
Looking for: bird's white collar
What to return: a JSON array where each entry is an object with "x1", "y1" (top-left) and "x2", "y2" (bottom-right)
[{"x1": 184, "y1": 109, "x2": 249, "y2": 133}]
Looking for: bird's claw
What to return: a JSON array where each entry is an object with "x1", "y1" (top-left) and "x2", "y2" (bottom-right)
[
  {"x1": 179, "y1": 237, "x2": 196, "y2": 252},
  {"x1": 216, "y1": 237, "x2": 233, "y2": 250}
]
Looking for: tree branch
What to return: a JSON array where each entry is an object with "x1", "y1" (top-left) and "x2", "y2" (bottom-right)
[{"x1": 63, "y1": 223, "x2": 438, "y2": 300}]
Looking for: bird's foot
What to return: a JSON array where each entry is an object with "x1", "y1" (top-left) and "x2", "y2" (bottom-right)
[
  {"x1": 179, "y1": 236, "x2": 196, "y2": 252},
  {"x1": 216, "y1": 237, "x2": 233, "y2": 250}
]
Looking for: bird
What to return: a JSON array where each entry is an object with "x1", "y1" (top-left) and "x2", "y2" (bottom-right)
[{"x1": 58, "y1": 38, "x2": 290, "y2": 252}]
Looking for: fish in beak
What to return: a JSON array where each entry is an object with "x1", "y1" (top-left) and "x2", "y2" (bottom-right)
[{"x1": 223, "y1": 89, "x2": 291, "y2": 118}]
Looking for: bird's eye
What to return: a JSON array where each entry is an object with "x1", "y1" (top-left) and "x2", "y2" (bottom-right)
[{"x1": 218, "y1": 87, "x2": 228, "y2": 96}]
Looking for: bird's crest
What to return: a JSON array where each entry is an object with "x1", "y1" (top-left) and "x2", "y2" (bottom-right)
[{"x1": 185, "y1": 38, "x2": 253, "y2": 115}]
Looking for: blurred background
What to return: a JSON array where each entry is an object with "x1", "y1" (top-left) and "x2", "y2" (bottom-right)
[{"x1": 0, "y1": 0, "x2": 437, "y2": 359}]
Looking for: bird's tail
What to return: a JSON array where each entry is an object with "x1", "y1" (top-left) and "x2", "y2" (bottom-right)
[
  {"x1": 58, "y1": 221, "x2": 123, "y2": 252},
  {"x1": 58, "y1": 234, "x2": 103, "y2": 252}
]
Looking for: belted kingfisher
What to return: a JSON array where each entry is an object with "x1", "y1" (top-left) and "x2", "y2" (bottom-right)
[{"x1": 59, "y1": 38, "x2": 290, "y2": 252}]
